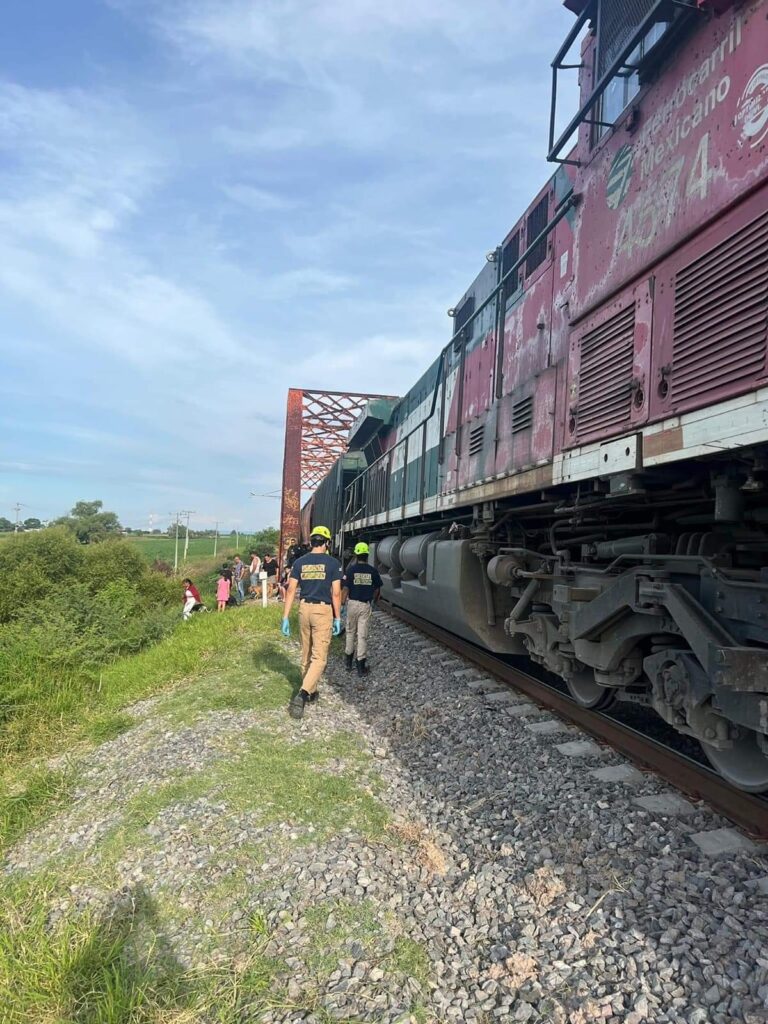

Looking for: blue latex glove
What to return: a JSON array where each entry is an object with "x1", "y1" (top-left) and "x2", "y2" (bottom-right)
[
  {"x1": 281, "y1": 618, "x2": 290, "y2": 637},
  {"x1": 332, "y1": 618, "x2": 341, "y2": 636}
]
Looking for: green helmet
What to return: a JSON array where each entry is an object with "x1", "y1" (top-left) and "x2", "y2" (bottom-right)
[{"x1": 354, "y1": 542, "x2": 369, "y2": 555}]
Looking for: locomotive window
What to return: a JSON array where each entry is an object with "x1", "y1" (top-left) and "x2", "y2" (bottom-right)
[
  {"x1": 525, "y1": 196, "x2": 549, "y2": 276},
  {"x1": 596, "y1": 18, "x2": 670, "y2": 140},
  {"x1": 453, "y1": 295, "x2": 475, "y2": 344},
  {"x1": 502, "y1": 231, "x2": 520, "y2": 296}
]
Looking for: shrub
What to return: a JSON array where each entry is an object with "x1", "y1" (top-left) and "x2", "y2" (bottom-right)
[
  {"x1": 0, "y1": 529, "x2": 85, "y2": 624},
  {"x1": 0, "y1": 531, "x2": 181, "y2": 758}
]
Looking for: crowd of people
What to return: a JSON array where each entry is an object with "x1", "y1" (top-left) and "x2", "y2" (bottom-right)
[{"x1": 182, "y1": 548, "x2": 281, "y2": 616}]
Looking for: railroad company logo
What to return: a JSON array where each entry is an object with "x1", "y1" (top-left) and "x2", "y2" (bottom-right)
[
  {"x1": 606, "y1": 144, "x2": 634, "y2": 209},
  {"x1": 736, "y1": 64, "x2": 768, "y2": 149}
]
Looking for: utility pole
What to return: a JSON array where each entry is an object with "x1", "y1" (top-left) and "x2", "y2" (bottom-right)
[
  {"x1": 235, "y1": 528, "x2": 239, "y2": 550},
  {"x1": 213, "y1": 521, "x2": 219, "y2": 559},
  {"x1": 170, "y1": 512, "x2": 181, "y2": 572},
  {"x1": 13, "y1": 503, "x2": 22, "y2": 532},
  {"x1": 182, "y1": 510, "x2": 194, "y2": 562}
]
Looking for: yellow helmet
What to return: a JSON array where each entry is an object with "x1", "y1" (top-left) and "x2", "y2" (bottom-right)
[
  {"x1": 310, "y1": 525, "x2": 332, "y2": 542},
  {"x1": 354, "y1": 542, "x2": 369, "y2": 555}
]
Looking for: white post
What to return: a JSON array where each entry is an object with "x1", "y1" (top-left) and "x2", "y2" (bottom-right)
[
  {"x1": 213, "y1": 521, "x2": 218, "y2": 558},
  {"x1": 183, "y1": 512, "x2": 191, "y2": 561},
  {"x1": 173, "y1": 514, "x2": 180, "y2": 572},
  {"x1": 260, "y1": 570, "x2": 268, "y2": 608}
]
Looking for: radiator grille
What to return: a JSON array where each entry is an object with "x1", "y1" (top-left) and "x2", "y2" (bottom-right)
[
  {"x1": 576, "y1": 305, "x2": 635, "y2": 436},
  {"x1": 671, "y1": 211, "x2": 768, "y2": 406},
  {"x1": 468, "y1": 423, "x2": 485, "y2": 457},
  {"x1": 511, "y1": 396, "x2": 533, "y2": 434}
]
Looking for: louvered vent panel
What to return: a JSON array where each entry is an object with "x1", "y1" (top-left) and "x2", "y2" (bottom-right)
[
  {"x1": 671, "y1": 211, "x2": 768, "y2": 406},
  {"x1": 511, "y1": 396, "x2": 533, "y2": 434},
  {"x1": 468, "y1": 423, "x2": 485, "y2": 457},
  {"x1": 577, "y1": 306, "x2": 635, "y2": 435}
]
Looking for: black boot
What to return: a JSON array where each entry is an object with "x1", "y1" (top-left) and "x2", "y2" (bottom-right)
[
  {"x1": 289, "y1": 689, "x2": 310, "y2": 720},
  {"x1": 356, "y1": 658, "x2": 369, "y2": 677},
  {"x1": 308, "y1": 690, "x2": 319, "y2": 705},
  {"x1": 345, "y1": 653, "x2": 354, "y2": 671}
]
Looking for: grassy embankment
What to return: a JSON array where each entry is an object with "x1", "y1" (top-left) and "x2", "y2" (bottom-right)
[{"x1": 0, "y1": 530, "x2": 406, "y2": 1023}]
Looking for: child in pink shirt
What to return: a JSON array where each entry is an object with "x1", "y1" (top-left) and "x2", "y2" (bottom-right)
[{"x1": 216, "y1": 571, "x2": 230, "y2": 612}]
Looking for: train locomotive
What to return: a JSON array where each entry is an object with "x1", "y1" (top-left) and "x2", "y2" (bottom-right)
[{"x1": 303, "y1": 0, "x2": 768, "y2": 792}]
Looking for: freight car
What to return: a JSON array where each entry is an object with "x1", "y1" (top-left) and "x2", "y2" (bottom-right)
[{"x1": 303, "y1": 0, "x2": 768, "y2": 792}]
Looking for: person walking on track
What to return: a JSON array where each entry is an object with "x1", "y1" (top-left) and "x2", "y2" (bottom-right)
[
  {"x1": 342, "y1": 542, "x2": 382, "y2": 677},
  {"x1": 280, "y1": 526, "x2": 342, "y2": 719}
]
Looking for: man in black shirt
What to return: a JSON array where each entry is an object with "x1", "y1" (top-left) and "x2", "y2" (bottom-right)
[
  {"x1": 342, "y1": 542, "x2": 382, "y2": 677},
  {"x1": 281, "y1": 526, "x2": 342, "y2": 719}
]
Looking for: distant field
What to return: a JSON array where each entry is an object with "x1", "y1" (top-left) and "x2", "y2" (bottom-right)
[
  {"x1": 125, "y1": 534, "x2": 247, "y2": 564},
  {"x1": 0, "y1": 532, "x2": 263, "y2": 566}
]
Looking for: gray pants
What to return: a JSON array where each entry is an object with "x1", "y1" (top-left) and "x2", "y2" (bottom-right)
[{"x1": 345, "y1": 600, "x2": 372, "y2": 658}]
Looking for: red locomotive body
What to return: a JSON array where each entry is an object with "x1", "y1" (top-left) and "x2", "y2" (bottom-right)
[{"x1": 314, "y1": 1, "x2": 768, "y2": 791}]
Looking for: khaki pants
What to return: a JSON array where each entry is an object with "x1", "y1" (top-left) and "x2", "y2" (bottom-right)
[
  {"x1": 299, "y1": 602, "x2": 333, "y2": 694},
  {"x1": 345, "y1": 600, "x2": 372, "y2": 659}
]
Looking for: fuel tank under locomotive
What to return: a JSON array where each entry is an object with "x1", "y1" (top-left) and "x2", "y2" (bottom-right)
[
  {"x1": 373, "y1": 534, "x2": 518, "y2": 652},
  {"x1": 371, "y1": 521, "x2": 768, "y2": 794}
]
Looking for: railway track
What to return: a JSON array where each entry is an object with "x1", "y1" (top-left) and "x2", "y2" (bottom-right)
[{"x1": 381, "y1": 602, "x2": 768, "y2": 841}]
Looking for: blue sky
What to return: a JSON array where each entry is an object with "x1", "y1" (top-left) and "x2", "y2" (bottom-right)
[{"x1": 0, "y1": 0, "x2": 577, "y2": 532}]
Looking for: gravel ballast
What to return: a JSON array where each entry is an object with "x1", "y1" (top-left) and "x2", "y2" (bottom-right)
[{"x1": 4, "y1": 607, "x2": 768, "y2": 1023}]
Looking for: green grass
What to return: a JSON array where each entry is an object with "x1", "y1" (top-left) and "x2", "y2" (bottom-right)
[
  {"x1": 0, "y1": 769, "x2": 76, "y2": 856},
  {"x1": 303, "y1": 899, "x2": 383, "y2": 978},
  {"x1": 99, "y1": 723, "x2": 386, "y2": 866},
  {"x1": 1, "y1": 606, "x2": 275, "y2": 775},
  {"x1": 0, "y1": 873, "x2": 286, "y2": 1024},
  {"x1": 0, "y1": 601, "x2": 401, "y2": 1023},
  {"x1": 389, "y1": 936, "x2": 431, "y2": 987},
  {"x1": 156, "y1": 636, "x2": 300, "y2": 725},
  {"x1": 82, "y1": 712, "x2": 136, "y2": 745},
  {"x1": 216, "y1": 727, "x2": 387, "y2": 839},
  {"x1": 0, "y1": 607, "x2": 284, "y2": 852},
  {"x1": 0, "y1": 875, "x2": 191, "y2": 1024}
]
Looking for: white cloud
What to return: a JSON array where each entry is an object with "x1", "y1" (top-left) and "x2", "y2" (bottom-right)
[
  {"x1": 222, "y1": 183, "x2": 297, "y2": 212},
  {"x1": 154, "y1": 0, "x2": 559, "y2": 72},
  {"x1": 0, "y1": 83, "x2": 249, "y2": 366}
]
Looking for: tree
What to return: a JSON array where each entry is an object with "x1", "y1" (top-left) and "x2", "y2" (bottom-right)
[
  {"x1": 23, "y1": 517, "x2": 42, "y2": 530},
  {"x1": 0, "y1": 517, "x2": 13, "y2": 532},
  {"x1": 55, "y1": 500, "x2": 122, "y2": 544},
  {"x1": 250, "y1": 526, "x2": 279, "y2": 552}
]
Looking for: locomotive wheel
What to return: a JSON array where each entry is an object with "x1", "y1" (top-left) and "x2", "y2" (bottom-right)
[
  {"x1": 702, "y1": 729, "x2": 768, "y2": 793},
  {"x1": 566, "y1": 672, "x2": 616, "y2": 711}
]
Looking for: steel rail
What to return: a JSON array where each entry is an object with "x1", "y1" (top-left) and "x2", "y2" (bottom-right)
[{"x1": 382, "y1": 603, "x2": 768, "y2": 840}]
